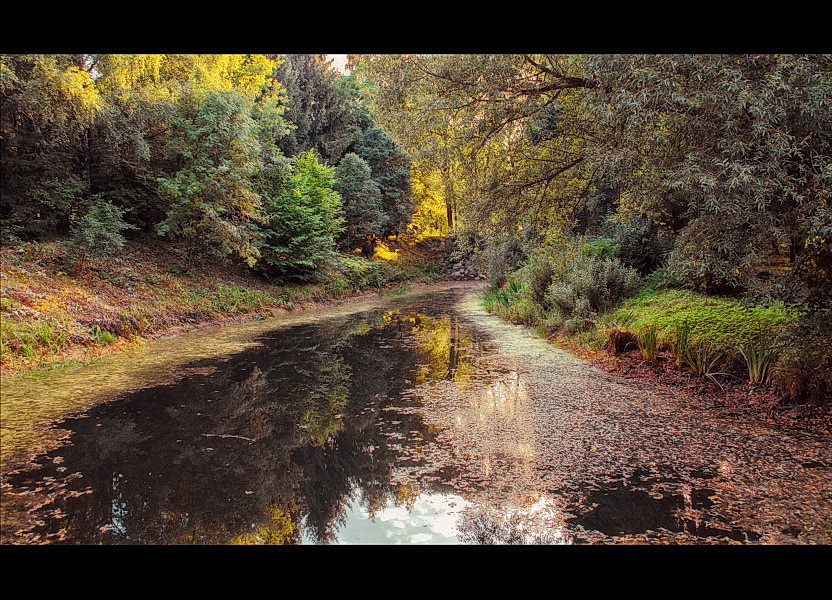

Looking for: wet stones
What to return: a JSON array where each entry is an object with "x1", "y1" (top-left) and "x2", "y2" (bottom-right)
[{"x1": 448, "y1": 259, "x2": 486, "y2": 281}]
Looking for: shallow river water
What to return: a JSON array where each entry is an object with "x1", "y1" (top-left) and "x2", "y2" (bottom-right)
[{"x1": 2, "y1": 282, "x2": 830, "y2": 545}]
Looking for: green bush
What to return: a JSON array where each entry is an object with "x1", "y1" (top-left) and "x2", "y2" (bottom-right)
[
  {"x1": 518, "y1": 242, "x2": 574, "y2": 308},
  {"x1": 774, "y1": 307, "x2": 832, "y2": 403},
  {"x1": 579, "y1": 237, "x2": 619, "y2": 260},
  {"x1": 544, "y1": 254, "x2": 642, "y2": 332},
  {"x1": 481, "y1": 235, "x2": 525, "y2": 289},
  {"x1": 643, "y1": 264, "x2": 683, "y2": 293},
  {"x1": 684, "y1": 341, "x2": 728, "y2": 389},
  {"x1": 92, "y1": 326, "x2": 117, "y2": 345},
  {"x1": 601, "y1": 214, "x2": 671, "y2": 275},
  {"x1": 482, "y1": 279, "x2": 542, "y2": 326},
  {"x1": 70, "y1": 197, "x2": 137, "y2": 264},
  {"x1": 671, "y1": 320, "x2": 692, "y2": 368},
  {"x1": 258, "y1": 150, "x2": 344, "y2": 282},
  {"x1": 331, "y1": 254, "x2": 404, "y2": 292}
]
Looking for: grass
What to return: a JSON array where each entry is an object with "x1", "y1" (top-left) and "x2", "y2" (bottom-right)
[
  {"x1": 602, "y1": 288, "x2": 799, "y2": 353},
  {"x1": 635, "y1": 324, "x2": 659, "y2": 362},
  {"x1": 671, "y1": 320, "x2": 692, "y2": 368},
  {"x1": 481, "y1": 279, "x2": 541, "y2": 326},
  {"x1": 684, "y1": 341, "x2": 730, "y2": 390},
  {"x1": 587, "y1": 286, "x2": 799, "y2": 387},
  {"x1": 738, "y1": 328, "x2": 776, "y2": 384}
]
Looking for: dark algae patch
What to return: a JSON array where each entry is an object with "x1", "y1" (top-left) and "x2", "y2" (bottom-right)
[{"x1": 565, "y1": 469, "x2": 762, "y2": 544}]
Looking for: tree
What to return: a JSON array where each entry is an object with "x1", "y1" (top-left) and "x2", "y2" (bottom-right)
[
  {"x1": 358, "y1": 53, "x2": 832, "y2": 304},
  {"x1": 581, "y1": 54, "x2": 832, "y2": 299},
  {"x1": 353, "y1": 125, "x2": 414, "y2": 237},
  {"x1": 155, "y1": 87, "x2": 267, "y2": 266},
  {"x1": 355, "y1": 53, "x2": 596, "y2": 239},
  {"x1": 258, "y1": 149, "x2": 344, "y2": 281},
  {"x1": 275, "y1": 54, "x2": 359, "y2": 165},
  {"x1": 334, "y1": 152, "x2": 386, "y2": 253},
  {"x1": 90, "y1": 53, "x2": 286, "y2": 243},
  {"x1": 1, "y1": 54, "x2": 100, "y2": 239}
]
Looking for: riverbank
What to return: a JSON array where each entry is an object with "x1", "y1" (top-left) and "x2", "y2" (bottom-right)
[
  {"x1": 479, "y1": 279, "x2": 830, "y2": 435},
  {"x1": 1, "y1": 237, "x2": 450, "y2": 380},
  {"x1": 554, "y1": 320, "x2": 831, "y2": 437}
]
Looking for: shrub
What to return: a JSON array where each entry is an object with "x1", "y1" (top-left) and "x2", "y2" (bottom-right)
[
  {"x1": 258, "y1": 149, "x2": 344, "y2": 282},
  {"x1": 601, "y1": 214, "x2": 671, "y2": 275},
  {"x1": 774, "y1": 307, "x2": 832, "y2": 404},
  {"x1": 579, "y1": 237, "x2": 619, "y2": 260},
  {"x1": 643, "y1": 264, "x2": 683, "y2": 293},
  {"x1": 70, "y1": 197, "x2": 136, "y2": 266},
  {"x1": 544, "y1": 254, "x2": 642, "y2": 332},
  {"x1": 331, "y1": 254, "x2": 404, "y2": 292},
  {"x1": 481, "y1": 235, "x2": 525, "y2": 289},
  {"x1": 92, "y1": 326, "x2": 117, "y2": 345},
  {"x1": 513, "y1": 238, "x2": 583, "y2": 309}
]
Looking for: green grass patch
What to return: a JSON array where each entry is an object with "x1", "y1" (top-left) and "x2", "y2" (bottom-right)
[
  {"x1": 604, "y1": 288, "x2": 800, "y2": 353},
  {"x1": 481, "y1": 279, "x2": 543, "y2": 326}
]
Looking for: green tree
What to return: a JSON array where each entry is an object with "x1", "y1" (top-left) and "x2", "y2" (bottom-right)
[
  {"x1": 334, "y1": 152, "x2": 386, "y2": 253},
  {"x1": 582, "y1": 54, "x2": 832, "y2": 300},
  {"x1": 1, "y1": 54, "x2": 100, "y2": 239},
  {"x1": 85, "y1": 54, "x2": 179, "y2": 232},
  {"x1": 258, "y1": 149, "x2": 344, "y2": 281},
  {"x1": 353, "y1": 125, "x2": 414, "y2": 237},
  {"x1": 91, "y1": 53, "x2": 287, "y2": 243},
  {"x1": 275, "y1": 54, "x2": 359, "y2": 165},
  {"x1": 155, "y1": 87, "x2": 267, "y2": 266},
  {"x1": 356, "y1": 53, "x2": 596, "y2": 240}
]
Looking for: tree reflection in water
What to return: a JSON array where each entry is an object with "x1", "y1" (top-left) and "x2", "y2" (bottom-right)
[{"x1": 4, "y1": 288, "x2": 556, "y2": 545}]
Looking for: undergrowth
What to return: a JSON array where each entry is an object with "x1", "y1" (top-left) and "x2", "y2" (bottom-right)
[
  {"x1": 483, "y1": 272, "x2": 805, "y2": 391},
  {"x1": 1, "y1": 238, "x2": 448, "y2": 375}
]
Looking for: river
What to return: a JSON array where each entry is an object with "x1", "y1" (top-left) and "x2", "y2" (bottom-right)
[{"x1": 1, "y1": 281, "x2": 830, "y2": 545}]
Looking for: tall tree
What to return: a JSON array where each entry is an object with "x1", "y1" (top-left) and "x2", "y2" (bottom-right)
[
  {"x1": 581, "y1": 54, "x2": 832, "y2": 299},
  {"x1": 358, "y1": 53, "x2": 832, "y2": 303},
  {"x1": 92, "y1": 54, "x2": 287, "y2": 234},
  {"x1": 355, "y1": 54, "x2": 596, "y2": 238},
  {"x1": 353, "y1": 125, "x2": 414, "y2": 237},
  {"x1": 334, "y1": 152, "x2": 386, "y2": 253},
  {"x1": 275, "y1": 54, "x2": 358, "y2": 165},
  {"x1": 155, "y1": 87, "x2": 266, "y2": 266},
  {"x1": 258, "y1": 149, "x2": 344, "y2": 281}
]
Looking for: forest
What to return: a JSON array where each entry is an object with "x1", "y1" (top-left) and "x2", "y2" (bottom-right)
[{"x1": 1, "y1": 53, "x2": 831, "y2": 416}]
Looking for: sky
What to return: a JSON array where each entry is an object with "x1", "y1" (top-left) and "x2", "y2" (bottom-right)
[{"x1": 328, "y1": 54, "x2": 349, "y2": 73}]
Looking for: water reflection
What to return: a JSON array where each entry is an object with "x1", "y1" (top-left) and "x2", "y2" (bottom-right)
[
  {"x1": 302, "y1": 488, "x2": 472, "y2": 544},
  {"x1": 3, "y1": 287, "x2": 560, "y2": 545}
]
